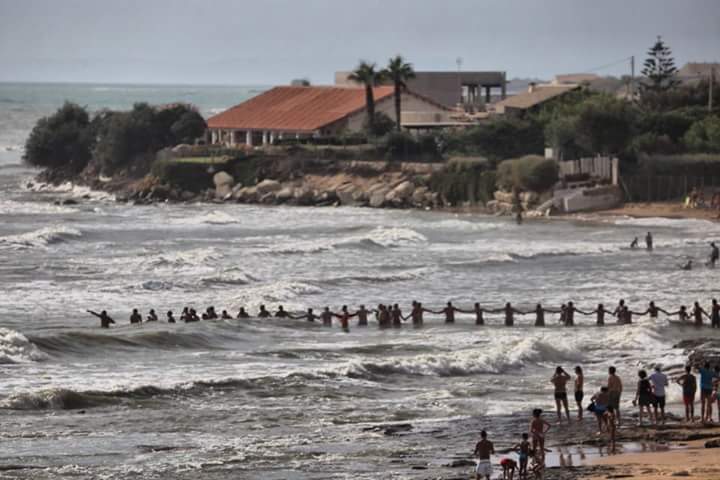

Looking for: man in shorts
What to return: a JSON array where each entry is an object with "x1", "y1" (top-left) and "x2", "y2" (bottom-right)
[
  {"x1": 607, "y1": 366, "x2": 623, "y2": 425},
  {"x1": 649, "y1": 365, "x2": 669, "y2": 423},
  {"x1": 473, "y1": 430, "x2": 494, "y2": 480},
  {"x1": 677, "y1": 365, "x2": 697, "y2": 422},
  {"x1": 699, "y1": 362, "x2": 716, "y2": 422},
  {"x1": 551, "y1": 366, "x2": 572, "y2": 422}
]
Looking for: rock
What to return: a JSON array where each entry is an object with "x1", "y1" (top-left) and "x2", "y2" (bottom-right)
[
  {"x1": 213, "y1": 171, "x2": 235, "y2": 199},
  {"x1": 255, "y1": 179, "x2": 281, "y2": 195},
  {"x1": 369, "y1": 188, "x2": 390, "y2": 208},
  {"x1": 671, "y1": 471, "x2": 690, "y2": 477},
  {"x1": 275, "y1": 186, "x2": 294, "y2": 203},
  {"x1": 314, "y1": 190, "x2": 338, "y2": 207},
  {"x1": 494, "y1": 190, "x2": 514, "y2": 204},
  {"x1": 412, "y1": 186, "x2": 429, "y2": 205},
  {"x1": 389, "y1": 180, "x2": 415, "y2": 200},
  {"x1": 336, "y1": 184, "x2": 359, "y2": 206},
  {"x1": 61, "y1": 198, "x2": 79, "y2": 205},
  {"x1": 293, "y1": 187, "x2": 315, "y2": 206},
  {"x1": 520, "y1": 191, "x2": 539, "y2": 205},
  {"x1": 259, "y1": 192, "x2": 276, "y2": 204},
  {"x1": 444, "y1": 459, "x2": 475, "y2": 468},
  {"x1": 235, "y1": 186, "x2": 258, "y2": 203},
  {"x1": 705, "y1": 439, "x2": 720, "y2": 448}
]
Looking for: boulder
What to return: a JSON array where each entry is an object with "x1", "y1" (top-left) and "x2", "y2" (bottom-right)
[
  {"x1": 412, "y1": 186, "x2": 429, "y2": 205},
  {"x1": 493, "y1": 190, "x2": 514, "y2": 204},
  {"x1": 369, "y1": 188, "x2": 390, "y2": 208},
  {"x1": 336, "y1": 184, "x2": 360, "y2": 206},
  {"x1": 275, "y1": 186, "x2": 294, "y2": 203},
  {"x1": 259, "y1": 192, "x2": 277, "y2": 204},
  {"x1": 390, "y1": 180, "x2": 415, "y2": 200},
  {"x1": 234, "y1": 186, "x2": 258, "y2": 203},
  {"x1": 255, "y1": 179, "x2": 281, "y2": 195},
  {"x1": 293, "y1": 187, "x2": 315, "y2": 206},
  {"x1": 213, "y1": 171, "x2": 235, "y2": 199}
]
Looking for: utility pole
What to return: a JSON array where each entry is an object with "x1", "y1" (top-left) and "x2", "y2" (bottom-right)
[
  {"x1": 710, "y1": 66, "x2": 715, "y2": 112},
  {"x1": 629, "y1": 55, "x2": 635, "y2": 101}
]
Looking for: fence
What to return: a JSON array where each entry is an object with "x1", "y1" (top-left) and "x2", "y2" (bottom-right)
[
  {"x1": 621, "y1": 174, "x2": 720, "y2": 202},
  {"x1": 558, "y1": 156, "x2": 618, "y2": 184}
]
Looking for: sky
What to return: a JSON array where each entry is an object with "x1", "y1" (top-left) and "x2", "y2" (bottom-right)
[{"x1": 1, "y1": 0, "x2": 718, "y2": 85}]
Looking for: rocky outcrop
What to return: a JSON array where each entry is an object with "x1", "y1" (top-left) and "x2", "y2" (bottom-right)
[{"x1": 213, "y1": 171, "x2": 235, "y2": 199}]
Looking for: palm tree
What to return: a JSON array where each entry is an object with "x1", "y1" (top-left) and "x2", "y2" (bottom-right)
[
  {"x1": 384, "y1": 55, "x2": 416, "y2": 131},
  {"x1": 348, "y1": 61, "x2": 383, "y2": 134}
]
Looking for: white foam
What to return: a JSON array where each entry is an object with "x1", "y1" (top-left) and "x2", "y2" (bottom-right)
[
  {"x1": 0, "y1": 225, "x2": 83, "y2": 249},
  {"x1": 25, "y1": 181, "x2": 115, "y2": 201},
  {"x1": 0, "y1": 199, "x2": 77, "y2": 215},
  {"x1": 169, "y1": 210, "x2": 238, "y2": 226},
  {"x1": 0, "y1": 328, "x2": 48, "y2": 364}
]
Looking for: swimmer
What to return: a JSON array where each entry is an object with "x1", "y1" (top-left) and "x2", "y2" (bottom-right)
[
  {"x1": 130, "y1": 308, "x2": 142, "y2": 324},
  {"x1": 257, "y1": 305, "x2": 271, "y2": 318},
  {"x1": 274, "y1": 305, "x2": 290, "y2": 318},
  {"x1": 457, "y1": 303, "x2": 485, "y2": 326},
  {"x1": 710, "y1": 242, "x2": 719, "y2": 267},
  {"x1": 221, "y1": 310, "x2": 232, "y2": 320},
  {"x1": 667, "y1": 305, "x2": 690, "y2": 322},
  {"x1": 166, "y1": 310, "x2": 176, "y2": 323},
  {"x1": 334, "y1": 305, "x2": 352, "y2": 332},
  {"x1": 236, "y1": 307, "x2": 249, "y2": 319},
  {"x1": 681, "y1": 259, "x2": 693, "y2": 270},
  {"x1": 355, "y1": 305, "x2": 370, "y2": 326},
  {"x1": 645, "y1": 231, "x2": 653, "y2": 250},
  {"x1": 391, "y1": 304, "x2": 403, "y2": 327},
  {"x1": 320, "y1": 307, "x2": 333, "y2": 327},
  {"x1": 630, "y1": 237, "x2": 639, "y2": 249},
  {"x1": 692, "y1": 301, "x2": 709, "y2": 326},
  {"x1": 146, "y1": 309, "x2": 158, "y2": 322},
  {"x1": 180, "y1": 307, "x2": 190, "y2": 322},
  {"x1": 87, "y1": 310, "x2": 115, "y2": 328}
]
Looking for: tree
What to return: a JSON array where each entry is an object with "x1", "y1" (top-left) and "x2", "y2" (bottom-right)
[
  {"x1": 640, "y1": 36, "x2": 680, "y2": 97},
  {"x1": 573, "y1": 95, "x2": 636, "y2": 155},
  {"x1": 348, "y1": 61, "x2": 384, "y2": 135},
  {"x1": 684, "y1": 115, "x2": 720, "y2": 152},
  {"x1": 383, "y1": 55, "x2": 416, "y2": 130},
  {"x1": 24, "y1": 102, "x2": 93, "y2": 171}
]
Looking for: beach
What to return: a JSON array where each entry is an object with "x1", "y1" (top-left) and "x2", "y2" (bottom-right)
[{"x1": 597, "y1": 202, "x2": 720, "y2": 222}]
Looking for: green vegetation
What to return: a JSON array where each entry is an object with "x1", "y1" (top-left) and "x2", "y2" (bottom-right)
[
  {"x1": 151, "y1": 155, "x2": 234, "y2": 192},
  {"x1": 23, "y1": 102, "x2": 93, "y2": 172},
  {"x1": 440, "y1": 117, "x2": 545, "y2": 162},
  {"x1": 349, "y1": 61, "x2": 384, "y2": 135},
  {"x1": 384, "y1": 55, "x2": 416, "y2": 130},
  {"x1": 429, "y1": 158, "x2": 496, "y2": 205},
  {"x1": 497, "y1": 155, "x2": 559, "y2": 192},
  {"x1": 25, "y1": 102, "x2": 206, "y2": 176}
]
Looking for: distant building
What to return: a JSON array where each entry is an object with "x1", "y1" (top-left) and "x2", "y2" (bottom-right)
[
  {"x1": 678, "y1": 62, "x2": 719, "y2": 83},
  {"x1": 206, "y1": 85, "x2": 453, "y2": 146},
  {"x1": 553, "y1": 73, "x2": 600, "y2": 85},
  {"x1": 492, "y1": 83, "x2": 580, "y2": 116},
  {"x1": 335, "y1": 70, "x2": 507, "y2": 109}
]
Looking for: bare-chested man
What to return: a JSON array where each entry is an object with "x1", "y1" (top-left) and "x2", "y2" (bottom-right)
[
  {"x1": 320, "y1": 307, "x2": 333, "y2": 327},
  {"x1": 473, "y1": 430, "x2": 495, "y2": 480},
  {"x1": 355, "y1": 305, "x2": 370, "y2": 326},
  {"x1": 430, "y1": 301, "x2": 457, "y2": 324},
  {"x1": 692, "y1": 301, "x2": 709, "y2": 326},
  {"x1": 391, "y1": 304, "x2": 403, "y2": 327},
  {"x1": 457, "y1": 302, "x2": 485, "y2": 326},
  {"x1": 551, "y1": 366, "x2": 572, "y2": 422}
]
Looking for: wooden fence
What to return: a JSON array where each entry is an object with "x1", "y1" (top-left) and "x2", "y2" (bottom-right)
[{"x1": 622, "y1": 174, "x2": 720, "y2": 202}]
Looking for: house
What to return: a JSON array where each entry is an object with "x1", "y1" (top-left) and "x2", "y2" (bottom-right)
[
  {"x1": 678, "y1": 62, "x2": 719, "y2": 83},
  {"x1": 335, "y1": 70, "x2": 507, "y2": 109},
  {"x1": 491, "y1": 83, "x2": 580, "y2": 116},
  {"x1": 206, "y1": 85, "x2": 453, "y2": 146}
]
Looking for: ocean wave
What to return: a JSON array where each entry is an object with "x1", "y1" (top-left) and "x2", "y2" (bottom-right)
[
  {"x1": 265, "y1": 227, "x2": 427, "y2": 255},
  {"x1": 0, "y1": 372, "x2": 331, "y2": 411},
  {"x1": 147, "y1": 247, "x2": 223, "y2": 268},
  {"x1": 169, "y1": 210, "x2": 238, "y2": 226},
  {"x1": 611, "y1": 216, "x2": 720, "y2": 232},
  {"x1": 0, "y1": 199, "x2": 78, "y2": 215},
  {"x1": 0, "y1": 226, "x2": 83, "y2": 249},
  {"x1": 318, "y1": 267, "x2": 431, "y2": 286},
  {"x1": 0, "y1": 328, "x2": 48, "y2": 364},
  {"x1": 342, "y1": 338, "x2": 584, "y2": 379},
  {"x1": 24, "y1": 181, "x2": 114, "y2": 201}
]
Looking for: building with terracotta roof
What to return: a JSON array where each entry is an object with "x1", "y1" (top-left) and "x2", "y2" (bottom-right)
[
  {"x1": 207, "y1": 85, "x2": 453, "y2": 146},
  {"x1": 491, "y1": 83, "x2": 580, "y2": 116}
]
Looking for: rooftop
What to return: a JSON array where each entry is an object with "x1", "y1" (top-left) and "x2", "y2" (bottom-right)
[
  {"x1": 207, "y1": 85, "x2": 395, "y2": 132},
  {"x1": 493, "y1": 84, "x2": 579, "y2": 111}
]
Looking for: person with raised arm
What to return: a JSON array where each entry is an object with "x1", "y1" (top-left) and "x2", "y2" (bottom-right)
[
  {"x1": 289, "y1": 307, "x2": 318, "y2": 322},
  {"x1": 551, "y1": 366, "x2": 572, "y2": 422},
  {"x1": 427, "y1": 301, "x2": 457, "y2": 324},
  {"x1": 87, "y1": 309, "x2": 115, "y2": 328}
]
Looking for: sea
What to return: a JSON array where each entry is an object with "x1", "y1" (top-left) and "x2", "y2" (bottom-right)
[{"x1": 1, "y1": 82, "x2": 719, "y2": 479}]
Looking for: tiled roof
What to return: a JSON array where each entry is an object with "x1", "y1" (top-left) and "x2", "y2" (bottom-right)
[
  {"x1": 207, "y1": 86, "x2": 395, "y2": 132},
  {"x1": 494, "y1": 84, "x2": 579, "y2": 111}
]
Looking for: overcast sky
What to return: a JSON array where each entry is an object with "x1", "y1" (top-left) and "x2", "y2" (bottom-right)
[{"x1": 1, "y1": 0, "x2": 718, "y2": 85}]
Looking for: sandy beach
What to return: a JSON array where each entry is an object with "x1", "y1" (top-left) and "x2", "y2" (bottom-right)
[{"x1": 597, "y1": 202, "x2": 720, "y2": 222}]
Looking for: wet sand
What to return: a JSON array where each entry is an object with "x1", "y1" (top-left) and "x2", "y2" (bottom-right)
[{"x1": 597, "y1": 202, "x2": 720, "y2": 222}]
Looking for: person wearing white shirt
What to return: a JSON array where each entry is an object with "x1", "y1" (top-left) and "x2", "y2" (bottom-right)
[{"x1": 650, "y1": 365, "x2": 669, "y2": 423}]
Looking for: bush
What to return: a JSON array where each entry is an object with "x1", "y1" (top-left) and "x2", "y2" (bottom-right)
[
  {"x1": 684, "y1": 115, "x2": 720, "y2": 153},
  {"x1": 497, "y1": 155, "x2": 559, "y2": 192},
  {"x1": 24, "y1": 102, "x2": 93, "y2": 171},
  {"x1": 381, "y1": 132, "x2": 440, "y2": 160},
  {"x1": 151, "y1": 157, "x2": 232, "y2": 192},
  {"x1": 440, "y1": 117, "x2": 545, "y2": 161},
  {"x1": 429, "y1": 157, "x2": 495, "y2": 205}
]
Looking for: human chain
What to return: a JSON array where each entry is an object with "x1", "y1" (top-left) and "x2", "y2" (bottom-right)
[{"x1": 87, "y1": 298, "x2": 720, "y2": 330}]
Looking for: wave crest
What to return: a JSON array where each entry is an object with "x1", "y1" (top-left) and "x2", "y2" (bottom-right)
[
  {"x1": 0, "y1": 328, "x2": 48, "y2": 364},
  {"x1": 0, "y1": 226, "x2": 82, "y2": 249}
]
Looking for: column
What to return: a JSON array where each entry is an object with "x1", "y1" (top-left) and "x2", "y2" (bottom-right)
[
  {"x1": 262, "y1": 131, "x2": 268, "y2": 145},
  {"x1": 269, "y1": 132, "x2": 275, "y2": 144},
  {"x1": 229, "y1": 130, "x2": 235, "y2": 146},
  {"x1": 211, "y1": 130, "x2": 217, "y2": 144},
  {"x1": 485, "y1": 86, "x2": 491, "y2": 103},
  {"x1": 246, "y1": 130, "x2": 253, "y2": 147}
]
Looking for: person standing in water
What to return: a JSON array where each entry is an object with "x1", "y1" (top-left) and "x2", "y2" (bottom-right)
[
  {"x1": 692, "y1": 301, "x2": 709, "y2": 326},
  {"x1": 221, "y1": 310, "x2": 232, "y2": 320},
  {"x1": 355, "y1": 305, "x2": 370, "y2": 326},
  {"x1": 429, "y1": 301, "x2": 457, "y2": 324},
  {"x1": 320, "y1": 307, "x2": 333, "y2": 327},
  {"x1": 551, "y1": 367, "x2": 572, "y2": 422},
  {"x1": 411, "y1": 301, "x2": 425, "y2": 327},
  {"x1": 87, "y1": 310, "x2": 115, "y2": 328},
  {"x1": 592, "y1": 303, "x2": 610, "y2": 326},
  {"x1": 289, "y1": 308, "x2": 318, "y2": 322},
  {"x1": 607, "y1": 366, "x2": 623, "y2": 425},
  {"x1": 130, "y1": 309, "x2": 142, "y2": 325},
  {"x1": 166, "y1": 310, "x2": 176, "y2": 323},
  {"x1": 236, "y1": 307, "x2": 249, "y2": 319},
  {"x1": 334, "y1": 305, "x2": 352, "y2": 332},
  {"x1": 257, "y1": 305, "x2": 271, "y2": 318},
  {"x1": 711, "y1": 299, "x2": 720, "y2": 328},
  {"x1": 645, "y1": 231, "x2": 653, "y2": 250},
  {"x1": 457, "y1": 303, "x2": 485, "y2": 326},
  {"x1": 391, "y1": 304, "x2": 403, "y2": 327},
  {"x1": 146, "y1": 309, "x2": 158, "y2": 322},
  {"x1": 274, "y1": 305, "x2": 290, "y2": 318},
  {"x1": 710, "y1": 242, "x2": 719, "y2": 267}
]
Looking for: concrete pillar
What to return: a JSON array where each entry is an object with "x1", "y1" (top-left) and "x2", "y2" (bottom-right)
[
  {"x1": 246, "y1": 130, "x2": 253, "y2": 147},
  {"x1": 229, "y1": 130, "x2": 235, "y2": 146},
  {"x1": 269, "y1": 132, "x2": 275, "y2": 144},
  {"x1": 262, "y1": 131, "x2": 268, "y2": 145},
  {"x1": 501, "y1": 72, "x2": 507, "y2": 99},
  {"x1": 485, "y1": 86, "x2": 491, "y2": 103},
  {"x1": 211, "y1": 130, "x2": 217, "y2": 144}
]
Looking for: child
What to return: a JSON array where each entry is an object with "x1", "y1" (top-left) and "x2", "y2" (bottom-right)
[
  {"x1": 603, "y1": 405, "x2": 617, "y2": 453},
  {"x1": 513, "y1": 432, "x2": 531, "y2": 479},
  {"x1": 529, "y1": 409, "x2": 551, "y2": 460},
  {"x1": 500, "y1": 457, "x2": 517, "y2": 480},
  {"x1": 590, "y1": 386, "x2": 610, "y2": 433}
]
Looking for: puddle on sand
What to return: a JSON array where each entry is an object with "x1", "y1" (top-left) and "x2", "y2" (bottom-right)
[{"x1": 545, "y1": 441, "x2": 681, "y2": 467}]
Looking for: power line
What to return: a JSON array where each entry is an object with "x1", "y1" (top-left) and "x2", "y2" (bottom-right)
[{"x1": 580, "y1": 57, "x2": 634, "y2": 74}]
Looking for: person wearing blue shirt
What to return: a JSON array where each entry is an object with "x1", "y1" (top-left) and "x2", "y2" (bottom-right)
[{"x1": 699, "y1": 362, "x2": 716, "y2": 422}]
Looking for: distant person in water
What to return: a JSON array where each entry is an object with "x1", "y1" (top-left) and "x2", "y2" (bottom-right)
[
  {"x1": 166, "y1": 310, "x2": 176, "y2": 323},
  {"x1": 411, "y1": 301, "x2": 424, "y2": 326},
  {"x1": 188, "y1": 309, "x2": 200, "y2": 322},
  {"x1": 642, "y1": 301, "x2": 667, "y2": 319},
  {"x1": 432, "y1": 301, "x2": 457, "y2": 324},
  {"x1": 236, "y1": 307, "x2": 249, "y2": 319},
  {"x1": 391, "y1": 304, "x2": 403, "y2": 327},
  {"x1": 711, "y1": 299, "x2": 720, "y2": 328},
  {"x1": 692, "y1": 301, "x2": 708, "y2": 326},
  {"x1": 473, "y1": 430, "x2": 494, "y2": 480},
  {"x1": 180, "y1": 307, "x2": 190, "y2": 322},
  {"x1": 355, "y1": 305, "x2": 370, "y2": 326},
  {"x1": 503, "y1": 302, "x2": 520, "y2": 326},
  {"x1": 334, "y1": 305, "x2": 351, "y2": 332},
  {"x1": 320, "y1": 307, "x2": 333, "y2": 327},
  {"x1": 146, "y1": 309, "x2": 158, "y2": 322},
  {"x1": 130, "y1": 308, "x2": 142, "y2": 324},
  {"x1": 612, "y1": 300, "x2": 625, "y2": 324},
  {"x1": 592, "y1": 303, "x2": 610, "y2": 326},
  {"x1": 667, "y1": 305, "x2": 690, "y2": 322},
  {"x1": 221, "y1": 310, "x2": 232, "y2": 320},
  {"x1": 257, "y1": 305, "x2": 270, "y2": 318},
  {"x1": 630, "y1": 237, "x2": 639, "y2": 249},
  {"x1": 87, "y1": 310, "x2": 114, "y2": 328},
  {"x1": 551, "y1": 366, "x2": 572, "y2": 422},
  {"x1": 290, "y1": 308, "x2": 317, "y2": 322},
  {"x1": 377, "y1": 304, "x2": 390, "y2": 328},
  {"x1": 710, "y1": 242, "x2": 719, "y2": 267},
  {"x1": 645, "y1": 231, "x2": 653, "y2": 250},
  {"x1": 681, "y1": 259, "x2": 693, "y2": 270},
  {"x1": 274, "y1": 305, "x2": 289, "y2": 318}
]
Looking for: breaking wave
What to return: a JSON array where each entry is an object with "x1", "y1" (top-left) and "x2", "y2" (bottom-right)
[
  {"x1": 265, "y1": 227, "x2": 427, "y2": 255},
  {"x1": 0, "y1": 226, "x2": 83, "y2": 249},
  {"x1": 0, "y1": 199, "x2": 78, "y2": 215},
  {"x1": 0, "y1": 328, "x2": 48, "y2": 364},
  {"x1": 169, "y1": 210, "x2": 238, "y2": 225}
]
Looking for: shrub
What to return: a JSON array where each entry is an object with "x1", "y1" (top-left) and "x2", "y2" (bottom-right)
[
  {"x1": 497, "y1": 155, "x2": 559, "y2": 192},
  {"x1": 364, "y1": 112, "x2": 395, "y2": 136},
  {"x1": 24, "y1": 102, "x2": 93, "y2": 171},
  {"x1": 151, "y1": 157, "x2": 232, "y2": 192},
  {"x1": 441, "y1": 118, "x2": 544, "y2": 161},
  {"x1": 429, "y1": 157, "x2": 495, "y2": 205},
  {"x1": 684, "y1": 115, "x2": 720, "y2": 153}
]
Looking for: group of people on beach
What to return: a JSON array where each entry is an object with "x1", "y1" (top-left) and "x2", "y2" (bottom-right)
[
  {"x1": 475, "y1": 362, "x2": 720, "y2": 480},
  {"x1": 88, "y1": 297, "x2": 720, "y2": 330}
]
